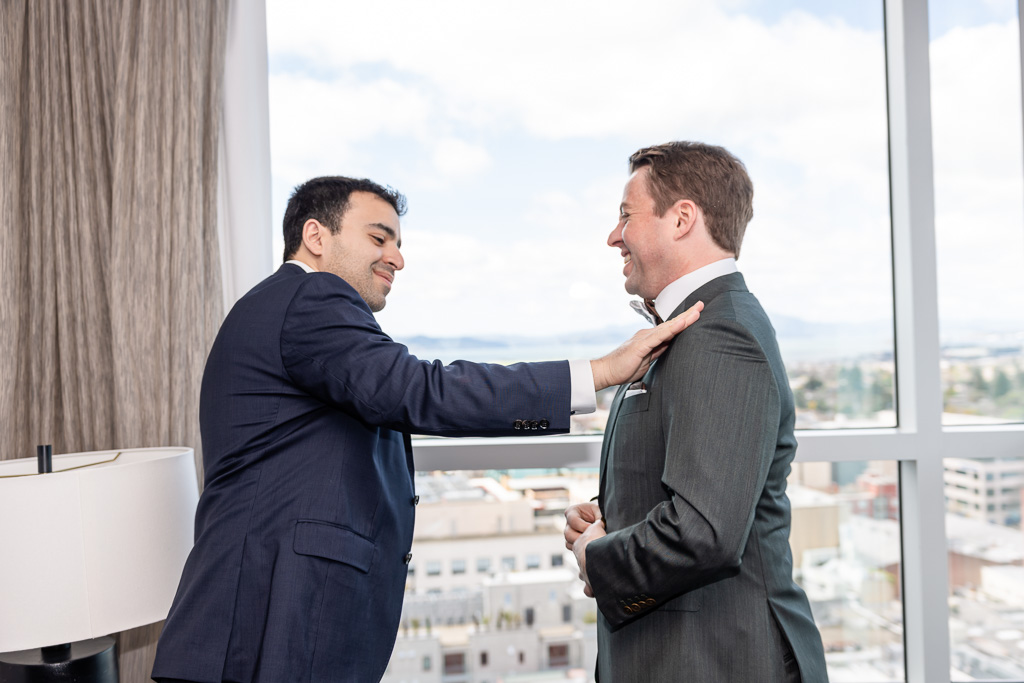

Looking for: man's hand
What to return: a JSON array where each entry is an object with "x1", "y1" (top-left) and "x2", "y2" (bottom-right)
[
  {"x1": 565, "y1": 502, "x2": 605, "y2": 597},
  {"x1": 574, "y1": 517, "x2": 607, "y2": 598},
  {"x1": 590, "y1": 301, "x2": 703, "y2": 391},
  {"x1": 564, "y1": 501, "x2": 602, "y2": 550}
]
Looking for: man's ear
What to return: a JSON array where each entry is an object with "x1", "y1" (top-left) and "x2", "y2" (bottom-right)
[
  {"x1": 302, "y1": 219, "x2": 326, "y2": 256},
  {"x1": 672, "y1": 199, "x2": 699, "y2": 240}
]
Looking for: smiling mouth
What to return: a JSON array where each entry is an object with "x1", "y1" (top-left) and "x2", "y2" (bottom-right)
[{"x1": 374, "y1": 270, "x2": 393, "y2": 285}]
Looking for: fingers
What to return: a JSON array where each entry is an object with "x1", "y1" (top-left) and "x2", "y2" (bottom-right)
[
  {"x1": 633, "y1": 306, "x2": 699, "y2": 357},
  {"x1": 564, "y1": 524, "x2": 584, "y2": 549},
  {"x1": 566, "y1": 513, "x2": 592, "y2": 533},
  {"x1": 584, "y1": 583, "x2": 594, "y2": 598},
  {"x1": 653, "y1": 300, "x2": 703, "y2": 338},
  {"x1": 638, "y1": 301, "x2": 704, "y2": 363},
  {"x1": 565, "y1": 502, "x2": 601, "y2": 525},
  {"x1": 564, "y1": 503, "x2": 602, "y2": 548},
  {"x1": 680, "y1": 300, "x2": 704, "y2": 324}
]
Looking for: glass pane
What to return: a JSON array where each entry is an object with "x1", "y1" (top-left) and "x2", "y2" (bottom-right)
[
  {"x1": 930, "y1": 0, "x2": 1024, "y2": 426},
  {"x1": 945, "y1": 456, "x2": 1024, "y2": 680},
  {"x1": 265, "y1": 1, "x2": 895, "y2": 433},
  {"x1": 381, "y1": 463, "x2": 903, "y2": 682},
  {"x1": 790, "y1": 460, "x2": 905, "y2": 682}
]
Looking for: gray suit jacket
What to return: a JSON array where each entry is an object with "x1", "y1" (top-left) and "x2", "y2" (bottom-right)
[{"x1": 588, "y1": 272, "x2": 828, "y2": 682}]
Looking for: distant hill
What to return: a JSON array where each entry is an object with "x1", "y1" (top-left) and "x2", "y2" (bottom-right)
[{"x1": 394, "y1": 313, "x2": 898, "y2": 363}]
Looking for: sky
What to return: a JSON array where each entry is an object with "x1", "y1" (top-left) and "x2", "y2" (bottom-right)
[{"x1": 263, "y1": 0, "x2": 1024, "y2": 357}]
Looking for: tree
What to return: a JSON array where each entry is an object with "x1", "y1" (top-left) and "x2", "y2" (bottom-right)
[
  {"x1": 993, "y1": 369, "x2": 1012, "y2": 398},
  {"x1": 970, "y1": 367, "x2": 989, "y2": 394}
]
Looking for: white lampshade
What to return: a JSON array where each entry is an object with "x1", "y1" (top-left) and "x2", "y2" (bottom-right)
[{"x1": 0, "y1": 447, "x2": 199, "y2": 652}]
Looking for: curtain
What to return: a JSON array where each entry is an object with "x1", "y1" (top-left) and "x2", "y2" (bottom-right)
[{"x1": 1, "y1": 1, "x2": 228, "y2": 680}]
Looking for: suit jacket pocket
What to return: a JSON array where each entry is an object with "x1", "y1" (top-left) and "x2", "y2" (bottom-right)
[
  {"x1": 660, "y1": 590, "x2": 702, "y2": 612},
  {"x1": 618, "y1": 391, "x2": 651, "y2": 415},
  {"x1": 293, "y1": 520, "x2": 376, "y2": 573}
]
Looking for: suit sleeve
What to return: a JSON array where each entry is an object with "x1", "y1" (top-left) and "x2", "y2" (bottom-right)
[
  {"x1": 585, "y1": 318, "x2": 780, "y2": 629},
  {"x1": 279, "y1": 273, "x2": 571, "y2": 436}
]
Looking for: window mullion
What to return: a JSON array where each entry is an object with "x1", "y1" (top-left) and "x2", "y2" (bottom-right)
[{"x1": 884, "y1": 0, "x2": 949, "y2": 680}]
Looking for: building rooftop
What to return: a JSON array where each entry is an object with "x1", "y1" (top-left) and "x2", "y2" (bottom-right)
[
  {"x1": 946, "y1": 514, "x2": 1024, "y2": 563},
  {"x1": 483, "y1": 568, "x2": 577, "y2": 587}
]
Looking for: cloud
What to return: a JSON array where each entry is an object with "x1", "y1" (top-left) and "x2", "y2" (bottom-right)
[
  {"x1": 432, "y1": 138, "x2": 492, "y2": 178},
  {"x1": 268, "y1": 2, "x2": 886, "y2": 150},
  {"x1": 930, "y1": 20, "x2": 1024, "y2": 327},
  {"x1": 266, "y1": 2, "x2": 1023, "y2": 343},
  {"x1": 267, "y1": 73, "x2": 434, "y2": 180},
  {"x1": 374, "y1": 226, "x2": 638, "y2": 339}
]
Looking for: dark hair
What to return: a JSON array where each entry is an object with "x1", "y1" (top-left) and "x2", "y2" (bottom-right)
[
  {"x1": 629, "y1": 141, "x2": 753, "y2": 258},
  {"x1": 282, "y1": 176, "x2": 407, "y2": 262}
]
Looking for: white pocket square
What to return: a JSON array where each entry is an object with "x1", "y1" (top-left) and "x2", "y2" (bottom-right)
[{"x1": 625, "y1": 381, "x2": 647, "y2": 399}]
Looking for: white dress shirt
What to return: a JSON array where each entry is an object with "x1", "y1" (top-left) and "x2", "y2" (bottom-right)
[
  {"x1": 283, "y1": 260, "x2": 596, "y2": 415},
  {"x1": 652, "y1": 258, "x2": 738, "y2": 323}
]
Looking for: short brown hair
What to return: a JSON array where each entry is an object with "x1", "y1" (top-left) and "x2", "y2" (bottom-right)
[{"x1": 629, "y1": 141, "x2": 753, "y2": 258}]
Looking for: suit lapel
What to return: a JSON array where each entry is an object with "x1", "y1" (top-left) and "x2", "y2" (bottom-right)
[{"x1": 598, "y1": 383, "x2": 629, "y2": 508}]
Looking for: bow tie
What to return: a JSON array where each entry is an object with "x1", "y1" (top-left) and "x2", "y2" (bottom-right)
[{"x1": 629, "y1": 298, "x2": 663, "y2": 326}]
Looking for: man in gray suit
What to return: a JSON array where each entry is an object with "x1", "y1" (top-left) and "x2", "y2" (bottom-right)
[{"x1": 565, "y1": 142, "x2": 828, "y2": 682}]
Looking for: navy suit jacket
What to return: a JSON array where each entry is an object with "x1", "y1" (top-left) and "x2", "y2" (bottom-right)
[{"x1": 152, "y1": 264, "x2": 570, "y2": 683}]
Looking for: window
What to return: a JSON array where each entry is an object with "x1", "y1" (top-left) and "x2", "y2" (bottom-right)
[
  {"x1": 526, "y1": 554, "x2": 541, "y2": 570},
  {"x1": 452, "y1": 558, "x2": 466, "y2": 575},
  {"x1": 443, "y1": 653, "x2": 466, "y2": 675},
  {"x1": 426, "y1": 560, "x2": 441, "y2": 577},
  {"x1": 548, "y1": 644, "x2": 570, "y2": 668},
  {"x1": 931, "y1": 0, "x2": 1024, "y2": 427},
  {"x1": 260, "y1": 1, "x2": 1024, "y2": 681},
  {"x1": 477, "y1": 557, "x2": 492, "y2": 573},
  {"x1": 501, "y1": 556, "x2": 515, "y2": 572},
  {"x1": 422, "y1": 655, "x2": 430, "y2": 672},
  {"x1": 551, "y1": 554, "x2": 564, "y2": 567},
  {"x1": 562, "y1": 604, "x2": 572, "y2": 623},
  {"x1": 480, "y1": 650, "x2": 488, "y2": 667},
  {"x1": 265, "y1": 0, "x2": 895, "y2": 434},
  {"x1": 946, "y1": 456, "x2": 1024, "y2": 679}
]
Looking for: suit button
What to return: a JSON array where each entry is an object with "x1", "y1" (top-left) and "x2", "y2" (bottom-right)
[
  {"x1": 623, "y1": 604, "x2": 634, "y2": 614},
  {"x1": 412, "y1": 495, "x2": 420, "y2": 505},
  {"x1": 644, "y1": 598, "x2": 656, "y2": 606},
  {"x1": 404, "y1": 553, "x2": 413, "y2": 564},
  {"x1": 529, "y1": 420, "x2": 539, "y2": 430},
  {"x1": 539, "y1": 419, "x2": 549, "y2": 429},
  {"x1": 514, "y1": 420, "x2": 523, "y2": 430},
  {"x1": 631, "y1": 602, "x2": 641, "y2": 611}
]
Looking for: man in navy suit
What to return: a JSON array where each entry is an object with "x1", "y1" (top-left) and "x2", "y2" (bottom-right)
[{"x1": 152, "y1": 176, "x2": 701, "y2": 683}]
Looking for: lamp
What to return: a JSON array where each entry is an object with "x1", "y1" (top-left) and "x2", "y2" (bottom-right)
[{"x1": 0, "y1": 447, "x2": 199, "y2": 682}]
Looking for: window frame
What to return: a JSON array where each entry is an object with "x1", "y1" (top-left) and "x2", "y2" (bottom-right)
[{"x1": 236, "y1": 0, "x2": 1024, "y2": 680}]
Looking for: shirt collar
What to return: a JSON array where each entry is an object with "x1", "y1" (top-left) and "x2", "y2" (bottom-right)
[
  {"x1": 285, "y1": 259, "x2": 316, "y2": 274},
  {"x1": 653, "y1": 258, "x2": 738, "y2": 321}
]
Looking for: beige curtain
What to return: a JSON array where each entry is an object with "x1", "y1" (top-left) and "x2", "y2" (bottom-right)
[{"x1": 1, "y1": 1, "x2": 228, "y2": 680}]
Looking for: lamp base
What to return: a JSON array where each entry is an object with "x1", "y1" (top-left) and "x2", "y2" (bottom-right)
[{"x1": 0, "y1": 637, "x2": 117, "y2": 683}]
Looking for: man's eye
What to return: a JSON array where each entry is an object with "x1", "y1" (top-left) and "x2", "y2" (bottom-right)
[{"x1": 372, "y1": 236, "x2": 384, "y2": 245}]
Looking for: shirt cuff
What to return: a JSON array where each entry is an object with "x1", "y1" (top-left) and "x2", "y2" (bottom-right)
[{"x1": 568, "y1": 359, "x2": 597, "y2": 415}]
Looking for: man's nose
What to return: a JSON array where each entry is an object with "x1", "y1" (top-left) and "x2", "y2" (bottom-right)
[
  {"x1": 387, "y1": 245, "x2": 404, "y2": 271},
  {"x1": 607, "y1": 223, "x2": 623, "y2": 248}
]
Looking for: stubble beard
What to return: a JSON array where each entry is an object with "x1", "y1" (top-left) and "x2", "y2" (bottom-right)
[{"x1": 326, "y1": 253, "x2": 387, "y2": 313}]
